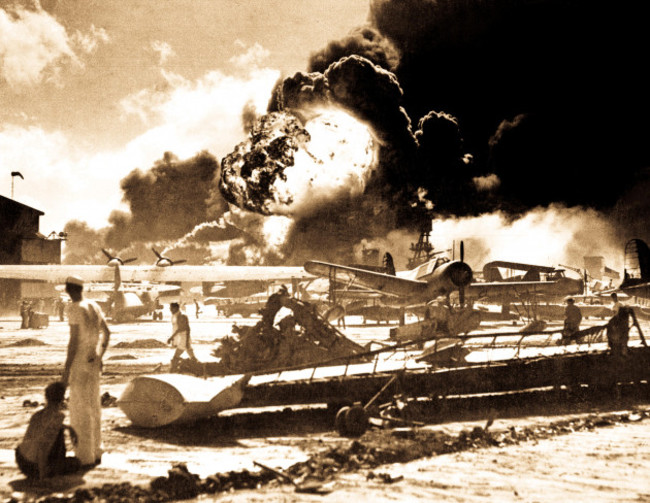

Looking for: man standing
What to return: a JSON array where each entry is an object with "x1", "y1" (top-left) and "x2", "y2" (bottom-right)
[
  {"x1": 62, "y1": 276, "x2": 110, "y2": 468},
  {"x1": 168, "y1": 302, "x2": 198, "y2": 372},
  {"x1": 20, "y1": 300, "x2": 29, "y2": 329},
  {"x1": 562, "y1": 297, "x2": 582, "y2": 342},
  {"x1": 611, "y1": 292, "x2": 623, "y2": 315}
]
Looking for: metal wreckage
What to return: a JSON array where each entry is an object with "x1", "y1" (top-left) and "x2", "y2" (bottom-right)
[
  {"x1": 118, "y1": 239, "x2": 650, "y2": 431},
  {"x1": 118, "y1": 283, "x2": 650, "y2": 432},
  {"x1": 177, "y1": 286, "x2": 368, "y2": 376}
]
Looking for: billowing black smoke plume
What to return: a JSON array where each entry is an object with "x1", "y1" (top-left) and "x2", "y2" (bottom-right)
[
  {"x1": 236, "y1": 0, "x2": 648, "y2": 267},
  {"x1": 217, "y1": 54, "x2": 476, "y2": 265},
  {"x1": 63, "y1": 150, "x2": 240, "y2": 265},
  {"x1": 65, "y1": 0, "x2": 650, "y2": 270},
  {"x1": 106, "y1": 151, "x2": 221, "y2": 248},
  {"x1": 308, "y1": 26, "x2": 399, "y2": 74},
  {"x1": 366, "y1": 0, "x2": 649, "y2": 214}
]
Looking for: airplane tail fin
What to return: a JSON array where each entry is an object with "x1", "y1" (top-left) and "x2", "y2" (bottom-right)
[
  {"x1": 383, "y1": 252, "x2": 396, "y2": 276},
  {"x1": 623, "y1": 239, "x2": 650, "y2": 285},
  {"x1": 483, "y1": 264, "x2": 503, "y2": 282}
]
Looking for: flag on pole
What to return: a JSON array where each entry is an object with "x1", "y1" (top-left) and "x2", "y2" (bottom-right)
[{"x1": 11, "y1": 171, "x2": 24, "y2": 179}]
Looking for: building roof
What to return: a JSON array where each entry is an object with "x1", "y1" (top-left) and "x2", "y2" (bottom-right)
[{"x1": 0, "y1": 195, "x2": 44, "y2": 216}]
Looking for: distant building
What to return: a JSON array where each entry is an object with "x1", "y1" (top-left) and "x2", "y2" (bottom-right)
[
  {"x1": 584, "y1": 256, "x2": 620, "y2": 282},
  {"x1": 0, "y1": 195, "x2": 63, "y2": 314}
]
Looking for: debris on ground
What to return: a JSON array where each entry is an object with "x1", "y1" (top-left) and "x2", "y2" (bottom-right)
[
  {"x1": 366, "y1": 471, "x2": 404, "y2": 483},
  {"x1": 5, "y1": 339, "x2": 48, "y2": 347},
  {"x1": 113, "y1": 339, "x2": 167, "y2": 349},
  {"x1": 5, "y1": 410, "x2": 647, "y2": 502},
  {"x1": 107, "y1": 354, "x2": 138, "y2": 360}
]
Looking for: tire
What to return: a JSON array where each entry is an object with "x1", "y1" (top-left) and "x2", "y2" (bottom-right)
[
  {"x1": 344, "y1": 405, "x2": 369, "y2": 437},
  {"x1": 335, "y1": 406, "x2": 351, "y2": 436}
]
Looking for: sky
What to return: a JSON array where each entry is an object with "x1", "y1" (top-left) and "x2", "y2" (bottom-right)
[
  {"x1": 2, "y1": 0, "x2": 647, "y2": 273},
  {"x1": 0, "y1": 0, "x2": 370, "y2": 233}
]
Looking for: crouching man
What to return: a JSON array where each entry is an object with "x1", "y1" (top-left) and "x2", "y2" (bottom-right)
[{"x1": 15, "y1": 381, "x2": 81, "y2": 481}]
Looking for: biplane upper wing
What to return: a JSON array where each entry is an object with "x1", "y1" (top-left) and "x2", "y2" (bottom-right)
[{"x1": 304, "y1": 260, "x2": 429, "y2": 298}]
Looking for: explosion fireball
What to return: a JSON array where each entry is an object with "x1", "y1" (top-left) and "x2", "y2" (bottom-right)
[{"x1": 220, "y1": 106, "x2": 378, "y2": 218}]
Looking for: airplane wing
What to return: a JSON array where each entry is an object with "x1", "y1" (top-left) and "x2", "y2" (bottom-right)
[
  {"x1": 483, "y1": 261, "x2": 559, "y2": 273},
  {"x1": 0, "y1": 264, "x2": 312, "y2": 284},
  {"x1": 304, "y1": 261, "x2": 429, "y2": 298},
  {"x1": 466, "y1": 277, "x2": 583, "y2": 300},
  {"x1": 618, "y1": 281, "x2": 650, "y2": 299}
]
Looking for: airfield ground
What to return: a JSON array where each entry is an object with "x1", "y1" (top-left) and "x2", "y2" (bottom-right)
[{"x1": 0, "y1": 309, "x2": 648, "y2": 501}]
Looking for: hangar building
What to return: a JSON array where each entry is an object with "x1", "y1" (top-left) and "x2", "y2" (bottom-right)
[{"x1": 0, "y1": 195, "x2": 63, "y2": 314}]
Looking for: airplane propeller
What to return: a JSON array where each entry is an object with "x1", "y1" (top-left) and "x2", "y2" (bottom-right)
[
  {"x1": 152, "y1": 247, "x2": 187, "y2": 267},
  {"x1": 102, "y1": 248, "x2": 137, "y2": 266}
]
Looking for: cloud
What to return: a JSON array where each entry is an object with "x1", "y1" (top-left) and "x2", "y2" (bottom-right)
[
  {"x1": 473, "y1": 173, "x2": 500, "y2": 192},
  {"x1": 72, "y1": 24, "x2": 110, "y2": 54},
  {"x1": 308, "y1": 25, "x2": 399, "y2": 74},
  {"x1": 0, "y1": 2, "x2": 78, "y2": 88},
  {"x1": 229, "y1": 42, "x2": 270, "y2": 70},
  {"x1": 1, "y1": 46, "x2": 281, "y2": 234},
  {"x1": 118, "y1": 66, "x2": 280, "y2": 158},
  {"x1": 151, "y1": 40, "x2": 174, "y2": 65}
]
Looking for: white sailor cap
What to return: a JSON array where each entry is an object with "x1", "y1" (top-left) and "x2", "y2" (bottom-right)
[{"x1": 65, "y1": 275, "x2": 84, "y2": 286}]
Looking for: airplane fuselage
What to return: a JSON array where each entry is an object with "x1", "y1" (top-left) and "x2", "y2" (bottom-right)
[{"x1": 304, "y1": 257, "x2": 473, "y2": 304}]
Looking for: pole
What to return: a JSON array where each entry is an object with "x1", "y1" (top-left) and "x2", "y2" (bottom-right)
[{"x1": 11, "y1": 176, "x2": 14, "y2": 199}]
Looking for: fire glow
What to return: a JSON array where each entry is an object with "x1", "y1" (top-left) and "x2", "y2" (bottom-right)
[
  {"x1": 219, "y1": 106, "x2": 378, "y2": 219},
  {"x1": 269, "y1": 107, "x2": 378, "y2": 216}
]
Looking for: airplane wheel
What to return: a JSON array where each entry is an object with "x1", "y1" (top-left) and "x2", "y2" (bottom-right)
[
  {"x1": 335, "y1": 406, "x2": 351, "y2": 436},
  {"x1": 344, "y1": 405, "x2": 369, "y2": 437}
]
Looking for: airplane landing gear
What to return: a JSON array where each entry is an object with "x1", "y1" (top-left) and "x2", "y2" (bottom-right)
[{"x1": 335, "y1": 404, "x2": 369, "y2": 437}]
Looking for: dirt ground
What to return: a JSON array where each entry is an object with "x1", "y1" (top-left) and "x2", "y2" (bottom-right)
[{"x1": 0, "y1": 311, "x2": 649, "y2": 502}]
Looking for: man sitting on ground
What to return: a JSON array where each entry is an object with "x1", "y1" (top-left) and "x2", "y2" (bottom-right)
[{"x1": 15, "y1": 381, "x2": 81, "y2": 481}]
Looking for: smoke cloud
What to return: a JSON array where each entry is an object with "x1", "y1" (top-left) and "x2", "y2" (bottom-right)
[
  {"x1": 64, "y1": 0, "x2": 650, "y2": 274},
  {"x1": 62, "y1": 221, "x2": 107, "y2": 265},
  {"x1": 105, "y1": 151, "x2": 220, "y2": 249},
  {"x1": 368, "y1": 0, "x2": 649, "y2": 212},
  {"x1": 308, "y1": 26, "x2": 399, "y2": 74},
  {"x1": 428, "y1": 206, "x2": 623, "y2": 275}
]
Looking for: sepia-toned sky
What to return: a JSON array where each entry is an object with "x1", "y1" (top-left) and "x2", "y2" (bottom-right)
[
  {"x1": 0, "y1": 0, "x2": 369, "y2": 232},
  {"x1": 3, "y1": 0, "x2": 648, "y2": 272}
]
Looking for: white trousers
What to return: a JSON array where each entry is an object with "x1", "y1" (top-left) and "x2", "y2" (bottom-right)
[{"x1": 69, "y1": 360, "x2": 102, "y2": 465}]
